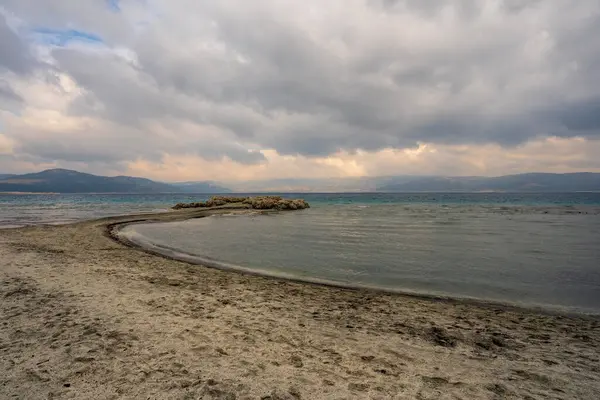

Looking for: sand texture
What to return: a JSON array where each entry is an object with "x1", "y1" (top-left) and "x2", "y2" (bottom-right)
[{"x1": 1, "y1": 208, "x2": 599, "y2": 399}]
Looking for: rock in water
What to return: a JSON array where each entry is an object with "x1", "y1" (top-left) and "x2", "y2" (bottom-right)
[{"x1": 172, "y1": 196, "x2": 309, "y2": 211}]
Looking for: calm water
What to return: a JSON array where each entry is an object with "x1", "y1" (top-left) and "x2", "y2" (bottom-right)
[
  {"x1": 0, "y1": 193, "x2": 212, "y2": 228},
  {"x1": 2, "y1": 192, "x2": 600, "y2": 227},
  {"x1": 4, "y1": 193, "x2": 600, "y2": 313}
]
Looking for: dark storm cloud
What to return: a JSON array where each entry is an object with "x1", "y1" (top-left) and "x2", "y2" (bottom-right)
[
  {"x1": 101, "y1": 0, "x2": 600, "y2": 157},
  {"x1": 553, "y1": 98, "x2": 600, "y2": 134},
  {"x1": 0, "y1": 80, "x2": 23, "y2": 103},
  {"x1": 52, "y1": 49, "x2": 175, "y2": 124},
  {"x1": 371, "y1": 0, "x2": 478, "y2": 17},
  {"x1": 48, "y1": 48, "x2": 266, "y2": 164},
  {"x1": 11, "y1": 120, "x2": 159, "y2": 165},
  {"x1": 0, "y1": 14, "x2": 36, "y2": 74},
  {"x1": 13, "y1": 109, "x2": 266, "y2": 166},
  {"x1": 2, "y1": 0, "x2": 600, "y2": 166}
]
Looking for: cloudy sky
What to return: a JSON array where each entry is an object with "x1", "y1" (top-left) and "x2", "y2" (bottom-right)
[{"x1": 1, "y1": 0, "x2": 599, "y2": 182}]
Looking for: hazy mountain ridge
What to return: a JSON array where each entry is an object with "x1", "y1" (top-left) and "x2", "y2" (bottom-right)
[
  {"x1": 376, "y1": 173, "x2": 600, "y2": 192},
  {"x1": 1, "y1": 169, "x2": 599, "y2": 193},
  {"x1": 0, "y1": 169, "x2": 229, "y2": 193},
  {"x1": 223, "y1": 173, "x2": 600, "y2": 192}
]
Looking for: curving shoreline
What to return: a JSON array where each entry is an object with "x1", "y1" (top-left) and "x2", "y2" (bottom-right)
[
  {"x1": 109, "y1": 209, "x2": 599, "y2": 318},
  {"x1": 108, "y1": 210, "x2": 585, "y2": 318},
  {"x1": 1, "y1": 208, "x2": 599, "y2": 399}
]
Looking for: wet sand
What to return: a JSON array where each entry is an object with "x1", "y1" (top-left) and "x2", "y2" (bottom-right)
[{"x1": 1, "y1": 208, "x2": 599, "y2": 399}]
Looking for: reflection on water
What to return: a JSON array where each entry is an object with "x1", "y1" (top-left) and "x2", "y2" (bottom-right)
[{"x1": 121, "y1": 204, "x2": 600, "y2": 314}]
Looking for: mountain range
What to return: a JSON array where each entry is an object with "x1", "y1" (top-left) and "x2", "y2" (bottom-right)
[
  {"x1": 224, "y1": 173, "x2": 600, "y2": 193},
  {"x1": 0, "y1": 169, "x2": 599, "y2": 193},
  {"x1": 375, "y1": 173, "x2": 600, "y2": 192},
  {"x1": 0, "y1": 169, "x2": 229, "y2": 193}
]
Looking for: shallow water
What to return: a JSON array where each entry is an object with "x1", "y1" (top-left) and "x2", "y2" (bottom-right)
[
  {"x1": 121, "y1": 202, "x2": 600, "y2": 314},
  {"x1": 0, "y1": 193, "x2": 206, "y2": 227},
  {"x1": 2, "y1": 192, "x2": 600, "y2": 227}
]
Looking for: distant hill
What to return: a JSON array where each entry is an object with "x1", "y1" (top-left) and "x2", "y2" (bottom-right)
[
  {"x1": 0, "y1": 169, "x2": 230, "y2": 193},
  {"x1": 2, "y1": 169, "x2": 598, "y2": 193},
  {"x1": 223, "y1": 173, "x2": 600, "y2": 193},
  {"x1": 376, "y1": 173, "x2": 600, "y2": 192}
]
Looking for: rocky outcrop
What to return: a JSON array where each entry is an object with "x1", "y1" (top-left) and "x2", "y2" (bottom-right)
[
  {"x1": 173, "y1": 196, "x2": 310, "y2": 211},
  {"x1": 242, "y1": 196, "x2": 310, "y2": 210}
]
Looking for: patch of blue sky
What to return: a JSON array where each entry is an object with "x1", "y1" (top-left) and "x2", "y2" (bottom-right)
[
  {"x1": 106, "y1": 0, "x2": 121, "y2": 12},
  {"x1": 31, "y1": 28, "x2": 103, "y2": 47}
]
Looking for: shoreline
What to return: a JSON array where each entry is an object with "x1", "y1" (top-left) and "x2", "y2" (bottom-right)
[
  {"x1": 1, "y1": 208, "x2": 599, "y2": 399},
  {"x1": 108, "y1": 210, "x2": 595, "y2": 318}
]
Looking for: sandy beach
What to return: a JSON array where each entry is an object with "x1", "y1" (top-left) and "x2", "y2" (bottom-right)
[{"x1": 1, "y1": 208, "x2": 599, "y2": 400}]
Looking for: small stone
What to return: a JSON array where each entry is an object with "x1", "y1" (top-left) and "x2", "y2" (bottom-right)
[
  {"x1": 428, "y1": 326, "x2": 456, "y2": 347},
  {"x1": 290, "y1": 355, "x2": 303, "y2": 368},
  {"x1": 348, "y1": 383, "x2": 369, "y2": 392}
]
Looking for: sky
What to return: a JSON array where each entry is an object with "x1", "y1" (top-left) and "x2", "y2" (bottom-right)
[{"x1": 1, "y1": 0, "x2": 600, "y2": 183}]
